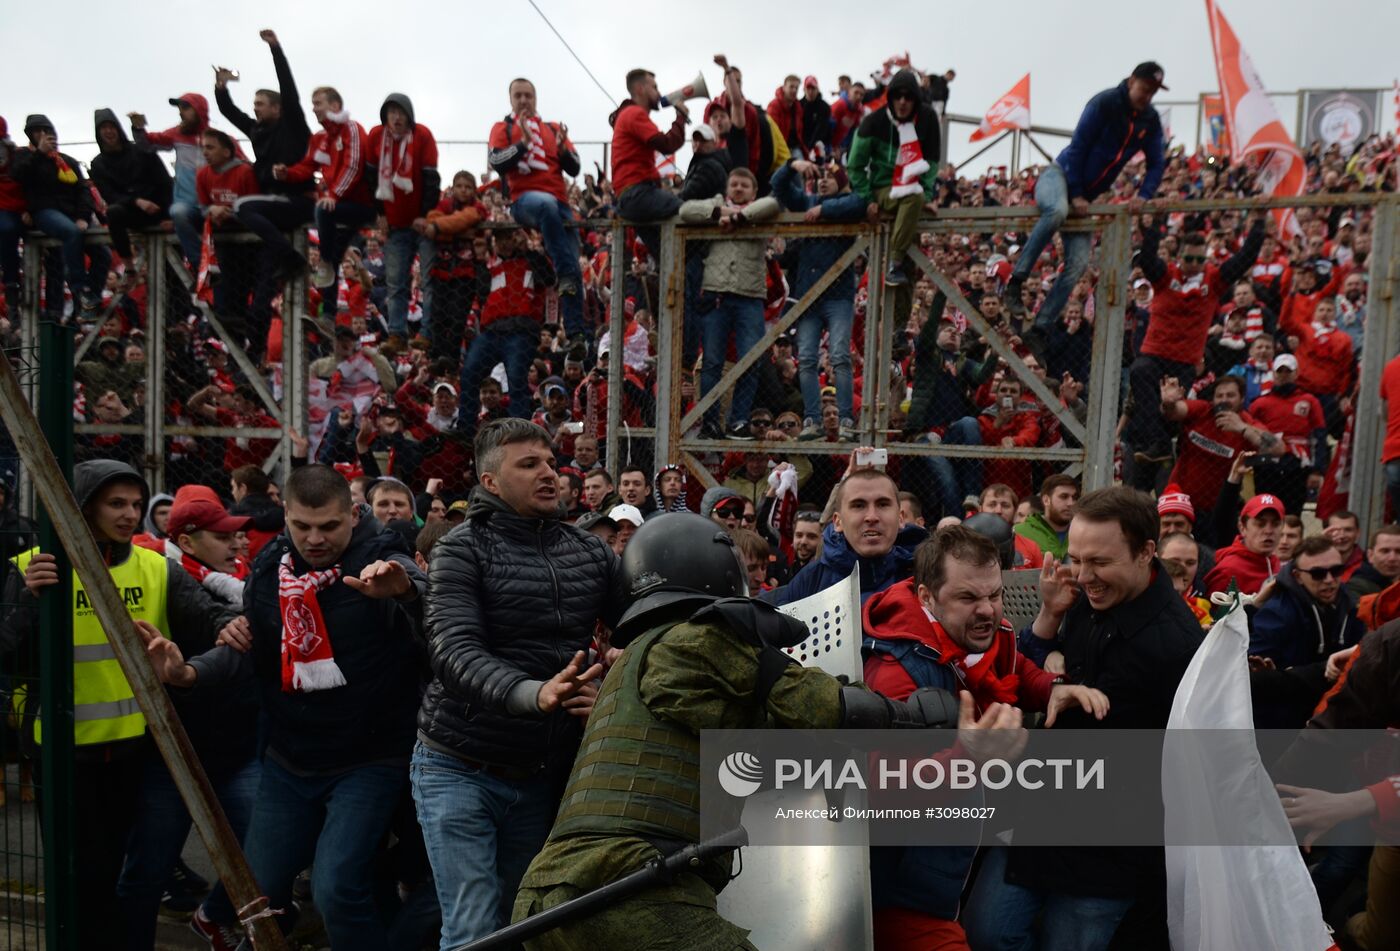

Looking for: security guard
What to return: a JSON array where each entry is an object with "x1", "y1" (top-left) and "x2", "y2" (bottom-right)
[
  {"x1": 0, "y1": 460, "x2": 237, "y2": 947},
  {"x1": 506, "y1": 512, "x2": 959, "y2": 950}
]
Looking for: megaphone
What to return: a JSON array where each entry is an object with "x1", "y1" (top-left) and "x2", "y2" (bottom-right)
[{"x1": 660, "y1": 72, "x2": 710, "y2": 109}]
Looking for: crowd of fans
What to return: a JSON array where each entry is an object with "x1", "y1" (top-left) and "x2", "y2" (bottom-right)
[{"x1": 1, "y1": 28, "x2": 1400, "y2": 951}]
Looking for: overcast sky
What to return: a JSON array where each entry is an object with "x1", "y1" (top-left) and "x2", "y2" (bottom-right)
[{"x1": 3, "y1": 0, "x2": 1396, "y2": 180}]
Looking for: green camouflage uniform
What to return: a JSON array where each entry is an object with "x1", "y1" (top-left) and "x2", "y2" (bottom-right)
[{"x1": 512, "y1": 612, "x2": 844, "y2": 950}]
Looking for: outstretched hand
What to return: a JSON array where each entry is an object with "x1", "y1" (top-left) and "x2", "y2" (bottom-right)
[
  {"x1": 537, "y1": 650, "x2": 605, "y2": 714},
  {"x1": 343, "y1": 560, "x2": 415, "y2": 600}
]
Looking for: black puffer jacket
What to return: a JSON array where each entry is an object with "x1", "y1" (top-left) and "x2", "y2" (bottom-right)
[{"x1": 419, "y1": 487, "x2": 625, "y2": 773}]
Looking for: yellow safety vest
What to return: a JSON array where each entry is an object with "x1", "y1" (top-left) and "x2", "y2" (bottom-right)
[{"x1": 11, "y1": 545, "x2": 170, "y2": 746}]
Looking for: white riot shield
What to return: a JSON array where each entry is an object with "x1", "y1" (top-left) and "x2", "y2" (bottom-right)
[
  {"x1": 775, "y1": 567, "x2": 864, "y2": 682},
  {"x1": 718, "y1": 569, "x2": 873, "y2": 951}
]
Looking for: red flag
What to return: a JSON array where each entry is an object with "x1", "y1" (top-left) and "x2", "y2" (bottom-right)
[
  {"x1": 970, "y1": 74, "x2": 1031, "y2": 142},
  {"x1": 1204, "y1": 0, "x2": 1305, "y2": 239},
  {"x1": 194, "y1": 217, "x2": 218, "y2": 306}
]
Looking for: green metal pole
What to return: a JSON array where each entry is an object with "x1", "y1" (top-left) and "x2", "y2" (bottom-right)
[{"x1": 37, "y1": 318, "x2": 75, "y2": 951}]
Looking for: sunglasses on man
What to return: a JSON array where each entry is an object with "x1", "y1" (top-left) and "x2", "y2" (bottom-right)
[
  {"x1": 1181, "y1": 254, "x2": 1207, "y2": 264},
  {"x1": 716, "y1": 501, "x2": 745, "y2": 517},
  {"x1": 1296, "y1": 565, "x2": 1345, "y2": 581}
]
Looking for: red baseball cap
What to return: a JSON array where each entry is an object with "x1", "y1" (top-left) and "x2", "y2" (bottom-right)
[
  {"x1": 1240, "y1": 493, "x2": 1285, "y2": 520},
  {"x1": 167, "y1": 485, "x2": 252, "y2": 535}
]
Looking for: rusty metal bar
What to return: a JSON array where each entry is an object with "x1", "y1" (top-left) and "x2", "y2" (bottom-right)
[
  {"x1": 0, "y1": 347, "x2": 290, "y2": 951},
  {"x1": 677, "y1": 438, "x2": 1083, "y2": 460},
  {"x1": 1083, "y1": 214, "x2": 1131, "y2": 490},
  {"x1": 605, "y1": 224, "x2": 626, "y2": 469},
  {"x1": 162, "y1": 245, "x2": 282, "y2": 422},
  {"x1": 1349, "y1": 197, "x2": 1397, "y2": 533},
  {"x1": 859, "y1": 225, "x2": 883, "y2": 441},
  {"x1": 653, "y1": 223, "x2": 680, "y2": 463}
]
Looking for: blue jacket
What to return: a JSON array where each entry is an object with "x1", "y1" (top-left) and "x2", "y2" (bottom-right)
[
  {"x1": 1055, "y1": 80, "x2": 1165, "y2": 201},
  {"x1": 769, "y1": 162, "x2": 868, "y2": 306},
  {"x1": 761, "y1": 521, "x2": 927, "y2": 608},
  {"x1": 1250, "y1": 563, "x2": 1365, "y2": 670}
]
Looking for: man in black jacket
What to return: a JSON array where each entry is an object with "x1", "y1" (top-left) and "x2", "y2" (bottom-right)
[
  {"x1": 968, "y1": 486, "x2": 1203, "y2": 951},
  {"x1": 413, "y1": 418, "x2": 626, "y2": 947},
  {"x1": 12, "y1": 115, "x2": 110, "y2": 317},
  {"x1": 145, "y1": 464, "x2": 427, "y2": 951},
  {"x1": 216, "y1": 28, "x2": 314, "y2": 362},
  {"x1": 90, "y1": 108, "x2": 172, "y2": 261}
]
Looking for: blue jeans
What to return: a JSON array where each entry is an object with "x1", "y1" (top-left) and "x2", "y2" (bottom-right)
[
  {"x1": 0, "y1": 208, "x2": 23, "y2": 288},
  {"x1": 617, "y1": 181, "x2": 681, "y2": 261},
  {"x1": 511, "y1": 191, "x2": 583, "y2": 336},
  {"x1": 1012, "y1": 165, "x2": 1093, "y2": 333},
  {"x1": 796, "y1": 295, "x2": 854, "y2": 423},
  {"x1": 169, "y1": 201, "x2": 204, "y2": 269},
  {"x1": 456, "y1": 326, "x2": 536, "y2": 431},
  {"x1": 385, "y1": 227, "x2": 435, "y2": 337},
  {"x1": 699, "y1": 292, "x2": 764, "y2": 430},
  {"x1": 31, "y1": 208, "x2": 111, "y2": 305},
  {"x1": 921, "y1": 417, "x2": 982, "y2": 519},
  {"x1": 1386, "y1": 461, "x2": 1400, "y2": 520},
  {"x1": 410, "y1": 742, "x2": 562, "y2": 949},
  {"x1": 241, "y1": 758, "x2": 405, "y2": 951},
  {"x1": 116, "y1": 756, "x2": 260, "y2": 950},
  {"x1": 962, "y1": 847, "x2": 1133, "y2": 951}
]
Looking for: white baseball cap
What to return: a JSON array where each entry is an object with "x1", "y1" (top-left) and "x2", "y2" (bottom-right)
[
  {"x1": 610, "y1": 503, "x2": 644, "y2": 527},
  {"x1": 1273, "y1": 353, "x2": 1298, "y2": 372}
]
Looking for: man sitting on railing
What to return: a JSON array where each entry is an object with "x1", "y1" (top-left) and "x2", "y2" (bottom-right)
[
  {"x1": 1004, "y1": 63, "x2": 1168, "y2": 341},
  {"x1": 90, "y1": 108, "x2": 172, "y2": 265},
  {"x1": 12, "y1": 114, "x2": 111, "y2": 319}
]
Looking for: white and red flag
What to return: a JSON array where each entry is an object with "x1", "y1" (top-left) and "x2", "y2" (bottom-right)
[
  {"x1": 1204, "y1": 0, "x2": 1305, "y2": 239},
  {"x1": 970, "y1": 74, "x2": 1031, "y2": 142}
]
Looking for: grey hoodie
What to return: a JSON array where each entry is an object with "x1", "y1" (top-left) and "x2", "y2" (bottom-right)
[
  {"x1": 144, "y1": 492, "x2": 174, "y2": 539},
  {"x1": 700, "y1": 485, "x2": 745, "y2": 520}
]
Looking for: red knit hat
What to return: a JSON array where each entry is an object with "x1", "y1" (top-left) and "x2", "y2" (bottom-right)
[{"x1": 1157, "y1": 484, "x2": 1195, "y2": 522}]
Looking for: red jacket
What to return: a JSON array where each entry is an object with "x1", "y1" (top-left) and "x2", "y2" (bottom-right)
[
  {"x1": 977, "y1": 404, "x2": 1041, "y2": 500},
  {"x1": 1203, "y1": 536, "x2": 1279, "y2": 595},
  {"x1": 1278, "y1": 264, "x2": 1347, "y2": 330},
  {"x1": 1141, "y1": 264, "x2": 1231, "y2": 364},
  {"x1": 488, "y1": 115, "x2": 575, "y2": 203},
  {"x1": 766, "y1": 92, "x2": 804, "y2": 150},
  {"x1": 1249, "y1": 388, "x2": 1326, "y2": 466},
  {"x1": 196, "y1": 158, "x2": 257, "y2": 209},
  {"x1": 609, "y1": 101, "x2": 684, "y2": 193},
  {"x1": 1383, "y1": 354, "x2": 1400, "y2": 464},
  {"x1": 284, "y1": 117, "x2": 371, "y2": 204},
  {"x1": 480, "y1": 251, "x2": 553, "y2": 326},
  {"x1": 365, "y1": 123, "x2": 439, "y2": 228},
  {"x1": 862, "y1": 578, "x2": 1056, "y2": 712}
]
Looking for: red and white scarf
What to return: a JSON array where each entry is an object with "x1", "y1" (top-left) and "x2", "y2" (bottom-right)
[
  {"x1": 1249, "y1": 359, "x2": 1274, "y2": 396},
  {"x1": 888, "y1": 118, "x2": 929, "y2": 199},
  {"x1": 375, "y1": 129, "x2": 415, "y2": 201},
  {"x1": 1311, "y1": 319, "x2": 1337, "y2": 342},
  {"x1": 278, "y1": 553, "x2": 346, "y2": 693},
  {"x1": 515, "y1": 115, "x2": 551, "y2": 174}
]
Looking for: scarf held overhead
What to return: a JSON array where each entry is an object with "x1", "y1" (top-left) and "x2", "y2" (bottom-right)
[{"x1": 278, "y1": 552, "x2": 346, "y2": 693}]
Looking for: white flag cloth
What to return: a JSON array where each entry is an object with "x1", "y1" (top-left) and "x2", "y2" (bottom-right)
[{"x1": 1163, "y1": 602, "x2": 1336, "y2": 951}]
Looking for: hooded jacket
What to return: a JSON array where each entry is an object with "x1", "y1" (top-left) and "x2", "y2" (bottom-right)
[
  {"x1": 89, "y1": 108, "x2": 172, "y2": 214},
  {"x1": 761, "y1": 520, "x2": 927, "y2": 608},
  {"x1": 228, "y1": 490, "x2": 285, "y2": 562},
  {"x1": 1251, "y1": 560, "x2": 1365, "y2": 670},
  {"x1": 214, "y1": 41, "x2": 311, "y2": 195},
  {"x1": 1203, "y1": 534, "x2": 1279, "y2": 595},
  {"x1": 846, "y1": 69, "x2": 941, "y2": 202},
  {"x1": 0, "y1": 116, "x2": 24, "y2": 213},
  {"x1": 649, "y1": 464, "x2": 690, "y2": 518},
  {"x1": 418, "y1": 487, "x2": 626, "y2": 773},
  {"x1": 699, "y1": 485, "x2": 744, "y2": 520},
  {"x1": 1013, "y1": 512, "x2": 1069, "y2": 561},
  {"x1": 11, "y1": 138, "x2": 96, "y2": 221},
  {"x1": 862, "y1": 578, "x2": 1055, "y2": 920},
  {"x1": 366, "y1": 93, "x2": 440, "y2": 228},
  {"x1": 0, "y1": 462, "x2": 247, "y2": 760},
  {"x1": 134, "y1": 92, "x2": 210, "y2": 207}
]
